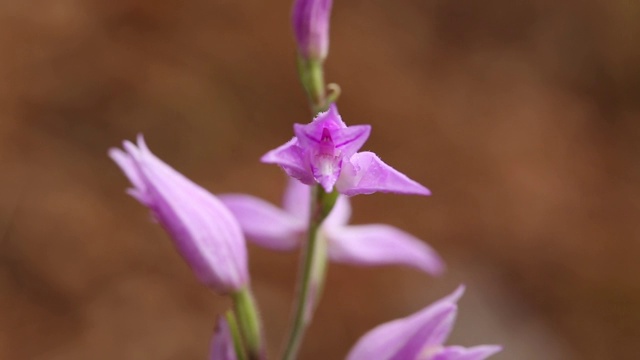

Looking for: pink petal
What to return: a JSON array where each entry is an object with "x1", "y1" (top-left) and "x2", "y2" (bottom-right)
[
  {"x1": 347, "y1": 300, "x2": 458, "y2": 360},
  {"x1": 347, "y1": 287, "x2": 465, "y2": 360},
  {"x1": 393, "y1": 286, "x2": 467, "y2": 359},
  {"x1": 391, "y1": 308, "x2": 457, "y2": 360},
  {"x1": 323, "y1": 195, "x2": 352, "y2": 229},
  {"x1": 209, "y1": 317, "x2": 237, "y2": 360},
  {"x1": 430, "y1": 345, "x2": 503, "y2": 360},
  {"x1": 219, "y1": 194, "x2": 305, "y2": 251},
  {"x1": 282, "y1": 178, "x2": 312, "y2": 221},
  {"x1": 261, "y1": 137, "x2": 315, "y2": 185},
  {"x1": 294, "y1": 105, "x2": 347, "y2": 147},
  {"x1": 326, "y1": 224, "x2": 444, "y2": 275},
  {"x1": 108, "y1": 145, "x2": 149, "y2": 204},
  {"x1": 336, "y1": 151, "x2": 431, "y2": 196},
  {"x1": 281, "y1": 178, "x2": 351, "y2": 228},
  {"x1": 113, "y1": 136, "x2": 249, "y2": 293}
]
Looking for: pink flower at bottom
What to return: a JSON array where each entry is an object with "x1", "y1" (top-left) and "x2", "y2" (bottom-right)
[{"x1": 347, "y1": 286, "x2": 502, "y2": 360}]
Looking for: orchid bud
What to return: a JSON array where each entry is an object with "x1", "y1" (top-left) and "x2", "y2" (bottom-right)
[
  {"x1": 292, "y1": 0, "x2": 333, "y2": 61},
  {"x1": 109, "y1": 135, "x2": 249, "y2": 294}
]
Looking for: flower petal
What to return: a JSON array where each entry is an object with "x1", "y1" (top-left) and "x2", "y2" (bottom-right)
[
  {"x1": 326, "y1": 224, "x2": 444, "y2": 275},
  {"x1": 281, "y1": 176, "x2": 351, "y2": 229},
  {"x1": 294, "y1": 105, "x2": 347, "y2": 147},
  {"x1": 347, "y1": 286, "x2": 465, "y2": 360},
  {"x1": 261, "y1": 137, "x2": 315, "y2": 185},
  {"x1": 347, "y1": 301, "x2": 457, "y2": 360},
  {"x1": 112, "y1": 136, "x2": 249, "y2": 293},
  {"x1": 323, "y1": 195, "x2": 352, "y2": 229},
  {"x1": 391, "y1": 307, "x2": 457, "y2": 360},
  {"x1": 430, "y1": 345, "x2": 503, "y2": 360},
  {"x1": 282, "y1": 178, "x2": 312, "y2": 221},
  {"x1": 219, "y1": 193, "x2": 305, "y2": 251},
  {"x1": 210, "y1": 317, "x2": 237, "y2": 360},
  {"x1": 108, "y1": 144, "x2": 149, "y2": 204},
  {"x1": 336, "y1": 151, "x2": 431, "y2": 196}
]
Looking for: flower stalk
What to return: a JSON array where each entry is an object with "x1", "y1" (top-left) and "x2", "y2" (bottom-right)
[
  {"x1": 297, "y1": 57, "x2": 327, "y2": 114},
  {"x1": 225, "y1": 311, "x2": 247, "y2": 360},
  {"x1": 282, "y1": 185, "x2": 337, "y2": 360},
  {"x1": 232, "y1": 287, "x2": 265, "y2": 360}
]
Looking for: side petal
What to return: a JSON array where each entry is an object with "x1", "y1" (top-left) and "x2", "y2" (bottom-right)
[
  {"x1": 431, "y1": 345, "x2": 503, "y2": 360},
  {"x1": 109, "y1": 143, "x2": 149, "y2": 204},
  {"x1": 134, "y1": 137, "x2": 249, "y2": 293},
  {"x1": 347, "y1": 287, "x2": 465, "y2": 360},
  {"x1": 219, "y1": 194, "x2": 305, "y2": 251},
  {"x1": 332, "y1": 124, "x2": 371, "y2": 159},
  {"x1": 326, "y1": 224, "x2": 444, "y2": 275},
  {"x1": 347, "y1": 303, "x2": 457, "y2": 360},
  {"x1": 336, "y1": 151, "x2": 431, "y2": 196},
  {"x1": 210, "y1": 317, "x2": 237, "y2": 360},
  {"x1": 261, "y1": 137, "x2": 315, "y2": 184},
  {"x1": 281, "y1": 178, "x2": 351, "y2": 228},
  {"x1": 282, "y1": 178, "x2": 312, "y2": 222},
  {"x1": 391, "y1": 308, "x2": 457, "y2": 360},
  {"x1": 323, "y1": 195, "x2": 352, "y2": 229}
]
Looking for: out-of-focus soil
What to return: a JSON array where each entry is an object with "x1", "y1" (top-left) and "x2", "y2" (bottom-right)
[{"x1": 0, "y1": 1, "x2": 638, "y2": 359}]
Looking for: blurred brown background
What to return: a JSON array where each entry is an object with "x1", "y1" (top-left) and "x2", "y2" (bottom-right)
[{"x1": 1, "y1": 0, "x2": 639, "y2": 359}]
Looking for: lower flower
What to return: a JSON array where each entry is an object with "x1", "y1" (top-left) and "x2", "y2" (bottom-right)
[{"x1": 347, "y1": 286, "x2": 502, "y2": 360}]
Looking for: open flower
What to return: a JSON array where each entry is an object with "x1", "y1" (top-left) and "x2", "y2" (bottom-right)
[
  {"x1": 262, "y1": 104, "x2": 430, "y2": 196},
  {"x1": 292, "y1": 0, "x2": 333, "y2": 61},
  {"x1": 219, "y1": 179, "x2": 443, "y2": 275},
  {"x1": 109, "y1": 135, "x2": 249, "y2": 294},
  {"x1": 346, "y1": 286, "x2": 502, "y2": 360},
  {"x1": 210, "y1": 317, "x2": 237, "y2": 360}
]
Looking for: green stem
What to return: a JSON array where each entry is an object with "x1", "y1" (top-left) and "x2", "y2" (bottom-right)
[
  {"x1": 281, "y1": 186, "x2": 336, "y2": 360},
  {"x1": 225, "y1": 311, "x2": 248, "y2": 360},
  {"x1": 233, "y1": 287, "x2": 264, "y2": 360},
  {"x1": 297, "y1": 57, "x2": 328, "y2": 114}
]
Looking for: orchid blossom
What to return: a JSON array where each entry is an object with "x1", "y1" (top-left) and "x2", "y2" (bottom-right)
[
  {"x1": 347, "y1": 286, "x2": 502, "y2": 360},
  {"x1": 262, "y1": 105, "x2": 431, "y2": 196}
]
